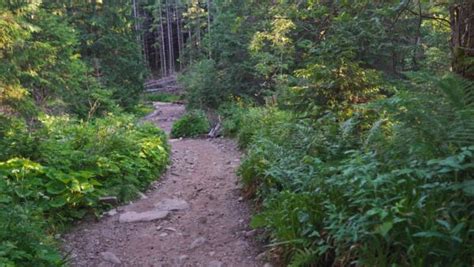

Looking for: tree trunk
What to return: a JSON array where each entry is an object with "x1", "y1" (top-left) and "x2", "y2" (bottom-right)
[
  {"x1": 166, "y1": 0, "x2": 175, "y2": 73},
  {"x1": 451, "y1": 2, "x2": 474, "y2": 80},
  {"x1": 176, "y1": 0, "x2": 183, "y2": 70},
  {"x1": 159, "y1": 1, "x2": 168, "y2": 76},
  {"x1": 207, "y1": 0, "x2": 212, "y2": 59}
]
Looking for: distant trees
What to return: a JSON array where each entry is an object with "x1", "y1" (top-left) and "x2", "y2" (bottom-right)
[{"x1": 137, "y1": 0, "x2": 213, "y2": 77}]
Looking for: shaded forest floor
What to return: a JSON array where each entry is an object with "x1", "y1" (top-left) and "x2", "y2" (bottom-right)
[{"x1": 62, "y1": 101, "x2": 265, "y2": 266}]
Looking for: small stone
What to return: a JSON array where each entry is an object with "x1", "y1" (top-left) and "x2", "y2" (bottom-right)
[
  {"x1": 164, "y1": 227, "x2": 177, "y2": 232},
  {"x1": 256, "y1": 252, "x2": 266, "y2": 261},
  {"x1": 119, "y1": 210, "x2": 169, "y2": 223},
  {"x1": 138, "y1": 192, "x2": 148, "y2": 199},
  {"x1": 209, "y1": 251, "x2": 216, "y2": 256},
  {"x1": 238, "y1": 197, "x2": 244, "y2": 202},
  {"x1": 159, "y1": 232, "x2": 168, "y2": 237},
  {"x1": 189, "y1": 236, "x2": 207, "y2": 249},
  {"x1": 107, "y1": 209, "x2": 117, "y2": 216},
  {"x1": 177, "y1": 255, "x2": 189, "y2": 265},
  {"x1": 245, "y1": 229, "x2": 257, "y2": 238},
  {"x1": 208, "y1": 260, "x2": 223, "y2": 267},
  {"x1": 238, "y1": 219, "x2": 244, "y2": 224},
  {"x1": 197, "y1": 216, "x2": 207, "y2": 224},
  {"x1": 263, "y1": 263, "x2": 273, "y2": 267},
  {"x1": 156, "y1": 226, "x2": 162, "y2": 231},
  {"x1": 100, "y1": 252, "x2": 121, "y2": 264}
]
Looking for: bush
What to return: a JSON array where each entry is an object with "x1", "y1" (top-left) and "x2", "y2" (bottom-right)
[
  {"x1": 240, "y1": 108, "x2": 294, "y2": 149},
  {"x1": 171, "y1": 110, "x2": 210, "y2": 138},
  {"x1": 143, "y1": 93, "x2": 183, "y2": 103},
  {"x1": 178, "y1": 59, "x2": 229, "y2": 109},
  {"x1": 0, "y1": 114, "x2": 169, "y2": 265},
  {"x1": 0, "y1": 205, "x2": 64, "y2": 266},
  {"x1": 237, "y1": 75, "x2": 474, "y2": 266}
]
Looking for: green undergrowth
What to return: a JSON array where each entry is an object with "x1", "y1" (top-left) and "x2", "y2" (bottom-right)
[
  {"x1": 143, "y1": 92, "x2": 183, "y2": 103},
  {"x1": 171, "y1": 110, "x2": 210, "y2": 138},
  {"x1": 0, "y1": 114, "x2": 169, "y2": 265},
  {"x1": 221, "y1": 76, "x2": 474, "y2": 266}
]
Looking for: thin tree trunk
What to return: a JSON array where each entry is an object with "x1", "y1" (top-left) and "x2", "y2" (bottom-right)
[
  {"x1": 166, "y1": 0, "x2": 174, "y2": 73},
  {"x1": 176, "y1": 0, "x2": 183, "y2": 70},
  {"x1": 197, "y1": 15, "x2": 201, "y2": 53},
  {"x1": 207, "y1": 0, "x2": 211, "y2": 59},
  {"x1": 159, "y1": 0, "x2": 168, "y2": 76},
  {"x1": 451, "y1": 1, "x2": 474, "y2": 80},
  {"x1": 188, "y1": 27, "x2": 192, "y2": 64}
]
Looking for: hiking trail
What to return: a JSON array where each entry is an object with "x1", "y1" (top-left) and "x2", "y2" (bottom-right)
[{"x1": 62, "y1": 101, "x2": 266, "y2": 267}]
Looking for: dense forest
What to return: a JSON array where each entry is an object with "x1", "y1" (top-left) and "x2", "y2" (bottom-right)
[{"x1": 1, "y1": 0, "x2": 474, "y2": 266}]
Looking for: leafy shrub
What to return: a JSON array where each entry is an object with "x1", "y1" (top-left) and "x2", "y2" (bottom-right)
[
  {"x1": 238, "y1": 75, "x2": 474, "y2": 266},
  {"x1": 171, "y1": 110, "x2": 210, "y2": 138},
  {"x1": 143, "y1": 93, "x2": 183, "y2": 103},
  {"x1": 223, "y1": 107, "x2": 294, "y2": 149},
  {"x1": 0, "y1": 114, "x2": 169, "y2": 265},
  {"x1": 0, "y1": 204, "x2": 64, "y2": 266},
  {"x1": 178, "y1": 59, "x2": 229, "y2": 109}
]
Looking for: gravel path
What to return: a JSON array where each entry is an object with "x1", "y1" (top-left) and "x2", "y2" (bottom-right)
[{"x1": 62, "y1": 102, "x2": 265, "y2": 267}]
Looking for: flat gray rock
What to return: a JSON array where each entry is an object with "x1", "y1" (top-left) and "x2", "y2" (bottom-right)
[
  {"x1": 119, "y1": 210, "x2": 169, "y2": 223},
  {"x1": 155, "y1": 198, "x2": 189, "y2": 211},
  {"x1": 100, "y1": 252, "x2": 121, "y2": 264}
]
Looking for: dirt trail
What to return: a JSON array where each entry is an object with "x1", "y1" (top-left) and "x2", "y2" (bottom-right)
[{"x1": 63, "y1": 102, "x2": 264, "y2": 267}]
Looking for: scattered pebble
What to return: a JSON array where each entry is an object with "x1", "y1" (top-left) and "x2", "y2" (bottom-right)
[
  {"x1": 208, "y1": 260, "x2": 224, "y2": 267},
  {"x1": 197, "y1": 216, "x2": 208, "y2": 224},
  {"x1": 100, "y1": 252, "x2": 121, "y2": 264},
  {"x1": 138, "y1": 192, "x2": 148, "y2": 199},
  {"x1": 256, "y1": 252, "x2": 266, "y2": 261},
  {"x1": 107, "y1": 209, "x2": 117, "y2": 216},
  {"x1": 189, "y1": 236, "x2": 207, "y2": 250},
  {"x1": 245, "y1": 229, "x2": 257, "y2": 238},
  {"x1": 177, "y1": 254, "x2": 189, "y2": 264}
]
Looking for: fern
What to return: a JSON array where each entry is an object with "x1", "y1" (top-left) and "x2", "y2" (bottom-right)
[{"x1": 439, "y1": 75, "x2": 474, "y2": 146}]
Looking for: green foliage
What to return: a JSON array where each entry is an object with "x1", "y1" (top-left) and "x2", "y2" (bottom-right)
[
  {"x1": 0, "y1": 205, "x2": 64, "y2": 266},
  {"x1": 235, "y1": 75, "x2": 474, "y2": 266},
  {"x1": 179, "y1": 59, "x2": 227, "y2": 109},
  {"x1": 51, "y1": 0, "x2": 147, "y2": 110},
  {"x1": 287, "y1": 59, "x2": 385, "y2": 117},
  {"x1": 171, "y1": 110, "x2": 210, "y2": 138},
  {"x1": 0, "y1": 6, "x2": 115, "y2": 119},
  {"x1": 143, "y1": 93, "x2": 183, "y2": 103},
  {"x1": 0, "y1": 115, "x2": 169, "y2": 265}
]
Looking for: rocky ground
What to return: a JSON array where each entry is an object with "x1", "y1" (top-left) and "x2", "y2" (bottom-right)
[{"x1": 62, "y1": 102, "x2": 268, "y2": 267}]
